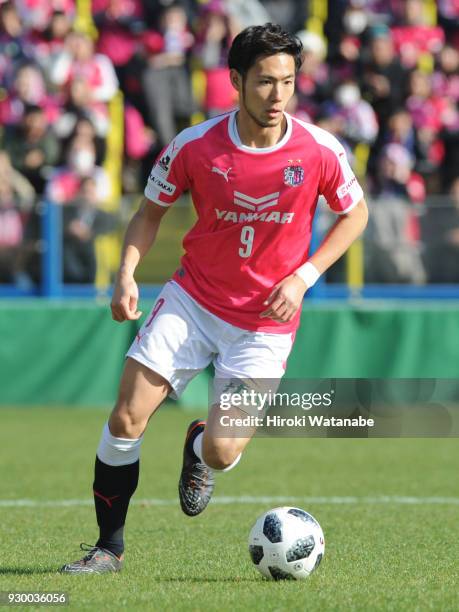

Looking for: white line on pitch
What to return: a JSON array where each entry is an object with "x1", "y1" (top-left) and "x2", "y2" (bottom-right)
[{"x1": 1, "y1": 495, "x2": 459, "y2": 508}]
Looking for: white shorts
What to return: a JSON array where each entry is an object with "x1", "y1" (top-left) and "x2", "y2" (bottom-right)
[{"x1": 127, "y1": 281, "x2": 294, "y2": 404}]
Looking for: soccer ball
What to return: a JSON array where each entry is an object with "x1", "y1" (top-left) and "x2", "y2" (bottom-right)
[{"x1": 248, "y1": 507, "x2": 325, "y2": 580}]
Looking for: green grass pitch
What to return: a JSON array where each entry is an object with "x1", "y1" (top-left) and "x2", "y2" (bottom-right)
[{"x1": 1, "y1": 407, "x2": 458, "y2": 611}]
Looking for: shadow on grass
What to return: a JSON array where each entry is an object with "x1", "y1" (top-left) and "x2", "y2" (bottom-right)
[{"x1": 0, "y1": 567, "x2": 58, "y2": 575}]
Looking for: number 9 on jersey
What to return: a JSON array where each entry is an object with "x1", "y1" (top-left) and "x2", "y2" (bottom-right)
[{"x1": 239, "y1": 226, "x2": 254, "y2": 258}]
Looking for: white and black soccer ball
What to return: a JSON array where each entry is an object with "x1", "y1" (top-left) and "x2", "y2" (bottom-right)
[{"x1": 248, "y1": 507, "x2": 325, "y2": 580}]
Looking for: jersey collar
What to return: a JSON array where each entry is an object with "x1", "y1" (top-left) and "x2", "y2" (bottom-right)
[{"x1": 228, "y1": 110, "x2": 292, "y2": 154}]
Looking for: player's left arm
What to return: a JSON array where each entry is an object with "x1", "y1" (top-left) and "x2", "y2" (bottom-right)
[
  {"x1": 307, "y1": 197, "x2": 369, "y2": 276},
  {"x1": 261, "y1": 198, "x2": 368, "y2": 323}
]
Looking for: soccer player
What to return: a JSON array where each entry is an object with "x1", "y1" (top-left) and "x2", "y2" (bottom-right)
[{"x1": 61, "y1": 23, "x2": 368, "y2": 573}]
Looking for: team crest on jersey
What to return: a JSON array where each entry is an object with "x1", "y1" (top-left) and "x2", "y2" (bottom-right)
[{"x1": 283, "y1": 164, "x2": 304, "y2": 187}]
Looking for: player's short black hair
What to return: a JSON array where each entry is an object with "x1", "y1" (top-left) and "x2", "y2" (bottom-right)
[{"x1": 228, "y1": 23, "x2": 304, "y2": 77}]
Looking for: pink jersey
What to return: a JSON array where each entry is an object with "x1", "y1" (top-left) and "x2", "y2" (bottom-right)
[{"x1": 145, "y1": 111, "x2": 363, "y2": 334}]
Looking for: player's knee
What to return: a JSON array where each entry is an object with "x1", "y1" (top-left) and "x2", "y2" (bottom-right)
[{"x1": 109, "y1": 407, "x2": 146, "y2": 439}]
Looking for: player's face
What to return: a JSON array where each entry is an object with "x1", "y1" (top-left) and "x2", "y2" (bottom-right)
[{"x1": 235, "y1": 53, "x2": 296, "y2": 128}]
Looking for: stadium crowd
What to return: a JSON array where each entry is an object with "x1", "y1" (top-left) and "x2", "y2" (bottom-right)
[{"x1": 1, "y1": 0, "x2": 459, "y2": 286}]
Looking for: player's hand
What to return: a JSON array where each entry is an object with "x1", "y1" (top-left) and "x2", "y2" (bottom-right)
[
  {"x1": 111, "y1": 273, "x2": 143, "y2": 322},
  {"x1": 259, "y1": 274, "x2": 308, "y2": 323}
]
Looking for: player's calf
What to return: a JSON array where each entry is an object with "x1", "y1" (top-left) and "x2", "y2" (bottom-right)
[
  {"x1": 200, "y1": 437, "x2": 242, "y2": 471},
  {"x1": 201, "y1": 403, "x2": 256, "y2": 471}
]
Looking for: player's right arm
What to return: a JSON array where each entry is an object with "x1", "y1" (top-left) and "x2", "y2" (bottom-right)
[
  {"x1": 112, "y1": 130, "x2": 190, "y2": 322},
  {"x1": 111, "y1": 198, "x2": 169, "y2": 322}
]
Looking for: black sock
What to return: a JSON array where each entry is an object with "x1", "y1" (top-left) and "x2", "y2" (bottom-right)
[{"x1": 93, "y1": 456, "x2": 139, "y2": 557}]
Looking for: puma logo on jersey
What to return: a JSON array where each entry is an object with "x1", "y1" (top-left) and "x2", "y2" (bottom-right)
[{"x1": 212, "y1": 166, "x2": 231, "y2": 182}]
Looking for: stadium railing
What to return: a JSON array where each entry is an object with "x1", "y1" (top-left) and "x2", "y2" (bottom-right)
[{"x1": 1, "y1": 194, "x2": 459, "y2": 300}]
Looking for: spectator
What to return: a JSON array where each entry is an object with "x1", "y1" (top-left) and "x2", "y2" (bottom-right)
[
  {"x1": 437, "y1": 0, "x2": 459, "y2": 45},
  {"x1": 407, "y1": 70, "x2": 449, "y2": 134},
  {"x1": 376, "y1": 142, "x2": 425, "y2": 202},
  {"x1": 422, "y1": 177, "x2": 459, "y2": 282},
  {"x1": 391, "y1": 0, "x2": 444, "y2": 69},
  {"x1": 439, "y1": 110, "x2": 459, "y2": 191},
  {"x1": 1, "y1": 104, "x2": 60, "y2": 194},
  {"x1": 62, "y1": 176, "x2": 117, "y2": 283},
  {"x1": 142, "y1": 0, "x2": 198, "y2": 28},
  {"x1": 0, "y1": 178, "x2": 25, "y2": 284},
  {"x1": 32, "y1": 10, "x2": 74, "y2": 75},
  {"x1": 53, "y1": 76, "x2": 111, "y2": 139},
  {"x1": 285, "y1": 92, "x2": 313, "y2": 123},
  {"x1": 365, "y1": 216, "x2": 426, "y2": 285},
  {"x1": 0, "y1": 1, "x2": 36, "y2": 86},
  {"x1": 49, "y1": 30, "x2": 118, "y2": 102},
  {"x1": 141, "y1": 4, "x2": 194, "y2": 147},
  {"x1": 315, "y1": 108, "x2": 349, "y2": 147},
  {"x1": 93, "y1": 0, "x2": 146, "y2": 100},
  {"x1": 123, "y1": 103, "x2": 158, "y2": 191},
  {"x1": 93, "y1": 0, "x2": 155, "y2": 185},
  {"x1": 16, "y1": 200, "x2": 43, "y2": 287},
  {"x1": 294, "y1": 30, "x2": 330, "y2": 121},
  {"x1": 385, "y1": 109, "x2": 417, "y2": 152},
  {"x1": 334, "y1": 80, "x2": 379, "y2": 146},
  {"x1": 14, "y1": 0, "x2": 75, "y2": 33},
  {"x1": 58, "y1": 115, "x2": 107, "y2": 166},
  {"x1": 328, "y1": 5, "x2": 364, "y2": 85},
  {"x1": 46, "y1": 135, "x2": 111, "y2": 204},
  {"x1": 0, "y1": 62, "x2": 60, "y2": 126},
  {"x1": 360, "y1": 27, "x2": 409, "y2": 130},
  {"x1": 406, "y1": 69, "x2": 448, "y2": 179},
  {"x1": 194, "y1": 1, "x2": 238, "y2": 118},
  {"x1": 365, "y1": 142, "x2": 426, "y2": 284},
  {"x1": 432, "y1": 44, "x2": 459, "y2": 102},
  {"x1": 0, "y1": 150, "x2": 36, "y2": 210}
]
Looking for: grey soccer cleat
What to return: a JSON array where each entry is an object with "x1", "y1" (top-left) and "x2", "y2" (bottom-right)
[
  {"x1": 60, "y1": 544, "x2": 123, "y2": 574},
  {"x1": 178, "y1": 420, "x2": 215, "y2": 516}
]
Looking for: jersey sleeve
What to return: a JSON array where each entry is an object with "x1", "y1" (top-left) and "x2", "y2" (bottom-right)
[
  {"x1": 319, "y1": 136, "x2": 364, "y2": 215},
  {"x1": 144, "y1": 137, "x2": 190, "y2": 207}
]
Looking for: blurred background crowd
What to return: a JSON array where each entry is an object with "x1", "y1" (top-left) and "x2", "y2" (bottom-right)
[{"x1": 1, "y1": 0, "x2": 459, "y2": 289}]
